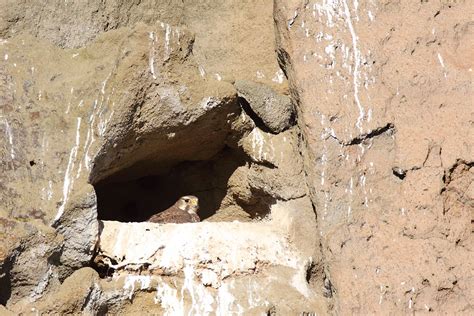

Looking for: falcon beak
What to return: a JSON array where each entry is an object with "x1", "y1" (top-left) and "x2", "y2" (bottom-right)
[{"x1": 191, "y1": 198, "x2": 198, "y2": 206}]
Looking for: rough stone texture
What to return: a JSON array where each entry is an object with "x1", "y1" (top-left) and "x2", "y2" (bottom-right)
[
  {"x1": 90, "y1": 199, "x2": 322, "y2": 314},
  {"x1": 0, "y1": 0, "x2": 472, "y2": 314},
  {"x1": 274, "y1": 0, "x2": 473, "y2": 314},
  {"x1": 0, "y1": 219, "x2": 63, "y2": 307},
  {"x1": 0, "y1": 0, "x2": 286, "y2": 91},
  {"x1": 0, "y1": 0, "x2": 324, "y2": 313},
  {"x1": 53, "y1": 184, "x2": 99, "y2": 280},
  {"x1": 235, "y1": 80, "x2": 295, "y2": 133},
  {"x1": 13, "y1": 267, "x2": 103, "y2": 315}
]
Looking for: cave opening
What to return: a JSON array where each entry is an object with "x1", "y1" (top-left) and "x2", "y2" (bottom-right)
[{"x1": 94, "y1": 147, "x2": 253, "y2": 223}]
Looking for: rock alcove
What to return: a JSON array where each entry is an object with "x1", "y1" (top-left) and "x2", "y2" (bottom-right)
[
  {"x1": 93, "y1": 146, "x2": 274, "y2": 223},
  {"x1": 91, "y1": 79, "x2": 299, "y2": 224}
]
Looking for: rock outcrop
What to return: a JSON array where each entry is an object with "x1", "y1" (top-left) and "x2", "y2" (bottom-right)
[
  {"x1": 0, "y1": 0, "x2": 472, "y2": 314},
  {"x1": 274, "y1": 0, "x2": 473, "y2": 314}
]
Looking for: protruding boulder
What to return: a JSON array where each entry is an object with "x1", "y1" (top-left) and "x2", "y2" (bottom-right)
[
  {"x1": 234, "y1": 80, "x2": 294, "y2": 134},
  {"x1": 53, "y1": 184, "x2": 99, "y2": 280},
  {"x1": 0, "y1": 219, "x2": 63, "y2": 307}
]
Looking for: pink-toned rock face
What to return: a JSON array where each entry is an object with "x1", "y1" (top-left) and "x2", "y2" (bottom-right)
[
  {"x1": 0, "y1": 0, "x2": 472, "y2": 314},
  {"x1": 275, "y1": 0, "x2": 473, "y2": 314}
]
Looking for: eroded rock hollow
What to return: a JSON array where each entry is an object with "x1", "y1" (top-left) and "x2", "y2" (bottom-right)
[{"x1": 0, "y1": 0, "x2": 472, "y2": 314}]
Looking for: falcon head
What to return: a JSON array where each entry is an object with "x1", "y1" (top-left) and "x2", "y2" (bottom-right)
[{"x1": 176, "y1": 195, "x2": 199, "y2": 214}]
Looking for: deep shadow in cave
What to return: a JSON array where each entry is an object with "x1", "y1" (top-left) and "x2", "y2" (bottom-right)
[{"x1": 94, "y1": 148, "x2": 247, "y2": 222}]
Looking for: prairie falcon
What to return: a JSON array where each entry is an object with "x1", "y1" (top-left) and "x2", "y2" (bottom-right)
[{"x1": 147, "y1": 195, "x2": 200, "y2": 223}]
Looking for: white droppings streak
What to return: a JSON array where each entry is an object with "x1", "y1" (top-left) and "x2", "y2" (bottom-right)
[
  {"x1": 155, "y1": 282, "x2": 183, "y2": 315},
  {"x1": 123, "y1": 275, "x2": 152, "y2": 300},
  {"x1": 437, "y1": 53, "x2": 445, "y2": 68},
  {"x1": 164, "y1": 24, "x2": 171, "y2": 59},
  {"x1": 198, "y1": 65, "x2": 206, "y2": 77},
  {"x1": 3, "y1": 119, "x2": 15, "y2": 159},
  {"x1": 216, "y1": 282, "x2": 241, "y2": 316},
  {"x1": 200, "y1": 97, "x2": 219, "y2": 110},
  {"x1": 288, "y1": 10, "x2": 299, "y2": 29},
  {"x1": 250, "y1": 128, "x2": 265, "y2": 161},
  {"x1": 368, "y1": 10, "x2": 375, "y2": 21},
  {"x1": 437, "y1": 52, "x2": 447, "y2": 78},
  {"x1": 342, "y1": 0, "x2": 365, "y2": 132},
  {"x1": 183, "y1": 265, "x2": 215, "y2": 315},
  {"x1": 149, "y1": 32, "x2": 157, "y2": 80},
  {"x1": 47, "y1": 180, "x2": 53, "y2": 201},
  {"x1": 4, "y1": 53, "x2": 8, "y2": 61},
  {"x1": 272, "y1": 69, "x2": 285, "y2": 83},
  {"x1": 54, "y1": 117, "x2": 81, "y2": 223},
  {"x1": 83, "y1": 104, "x2": 95, "y2": 170},
  {"x1": 30, "y1": 266, "x2": 53, "y2": 301}
]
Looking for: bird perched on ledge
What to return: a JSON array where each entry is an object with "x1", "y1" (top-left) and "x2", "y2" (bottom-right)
[{"x1": 147, "y1": 195, "x2": 200, "y2": 224}]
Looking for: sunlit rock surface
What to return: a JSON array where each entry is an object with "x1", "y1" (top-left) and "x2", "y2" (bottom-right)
[
  {"x1": 0, "y1": 0, "x2": 472, "y2": 314},
  {"x1": 95, "y1": 213, "x2": 321, "y2": 314}
]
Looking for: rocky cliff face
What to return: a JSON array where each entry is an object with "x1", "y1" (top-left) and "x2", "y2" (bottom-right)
[{"x1": 0, "y1": 0, "x2": 472, "y2": 315}]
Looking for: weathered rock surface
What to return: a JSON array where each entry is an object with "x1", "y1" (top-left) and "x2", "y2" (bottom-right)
[
  {"x1": 91, "y1": 198, "x2": 321, "y2": 314},
  {"x1": 0, "y1": 218, "x2": 63, "y2": 307},
  {"x1": 0, "y1": 0, "x2": 323, "y2": 313},
  {"x1": 0, "y1": 0, "x2": 472, "y2": 314},
  {"x1": 275, "y1": 0, "x2": 473, "y2": 314},
  {"x1": 53, "y1": 184, "x2": 99, "y2": 280},
  {"x1": 14, "y1": 267, "x2": 103, "y2": 315},
  {"x1": 235, "y1": 80, "x2": 295, "y2": 133},
  {"x1": 0, "y1": 0, "x2": 285, "y2": 91}
]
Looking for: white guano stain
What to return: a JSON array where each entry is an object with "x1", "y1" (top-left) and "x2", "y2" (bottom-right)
[
  {"x1": 30, "y1": 266, "x2": 53, "y2": 301},
  {"x1": 272, "y1": 69, "x2": 285, "y2": 83},
  {"x1": 3, "y1": 119, "x2": 15, "y2": 159},
  {"x1": 250, "y1": 128, "x2": 265, "y2": 161},
  {"x1": 164, "y1": 24, "x2": 171, "y2": 60},
  {"x1": 288, "y1": 10, "x2": 299, "y2": 29},
  {"x1": 437, "y1": 52, "x2": 447, "y2": 78},
  {"x1": 102, "y1": 219, "x2": 312, "y2": 313},
  {"x1": 155, "y1": 282, "x2": 183, "y2": 315},
  {"x1": 149, "y1": 31, "x2": 157, "y2": 80},
  {"x1": 198, "y1": 65, "x2": 206, "y2": 77},
  {"x1": 368, "y1": 10, "x2": 375, "y2": 21},
  {"x1": 216, "y1": 281, "x2": 243, "y2": 316},
  {"x1": 313, "y1": 0, "x2": 377, "y2": 136},
  {"x1": 183, "y1": 265, "x2": 215, "y2": 315},
  {"x1": 4, "y1": 53, "x2": 8, "y2": 61},
  {"x1": 151, "y1": 269, "x2": 246, "y2": 315},
  {"x1": 83, "y1": 100, "x2": 97, "y2": 170},
  {"x1": 342, "y1": 0, "x2": 365, "y2": 132},
  {"x1": 123, "y1": 275, "x2": 152, "y2": 300},
  {"x1": 200, "y1": 97, "x2": 219, "y2": 110},
  {"x1": 54, "y1": 117, "x2": 81, "y2": 223},
  {"x1": 47, "y1": 180, "x2": 53, "y2": 201}
]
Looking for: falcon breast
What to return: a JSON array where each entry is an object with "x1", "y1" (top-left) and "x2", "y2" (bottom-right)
[{"x1": 147, "y1": 195, "x2": 200, "y2": 224}]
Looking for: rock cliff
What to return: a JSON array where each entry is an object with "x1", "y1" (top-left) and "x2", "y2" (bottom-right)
[{"x1": 0, "y1": 0, "x2": 472, "y2": 314}]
